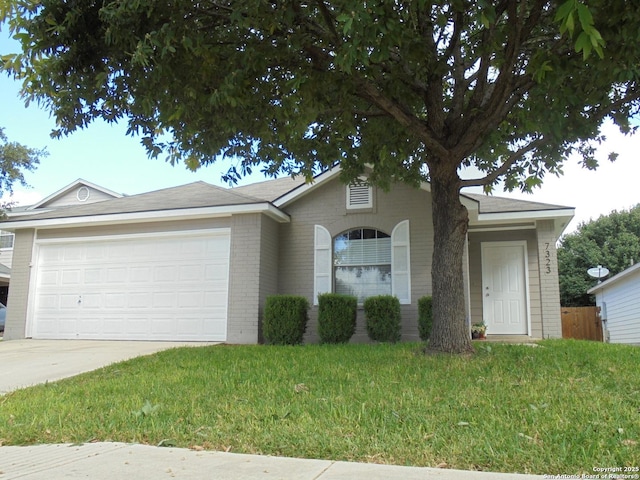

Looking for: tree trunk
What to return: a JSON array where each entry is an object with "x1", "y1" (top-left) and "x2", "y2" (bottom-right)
[{"x1": 427, "y1": 161, "x2": 473, "y2": 354}]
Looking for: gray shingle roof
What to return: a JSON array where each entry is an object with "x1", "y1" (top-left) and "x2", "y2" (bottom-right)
[
  {"x1": 462, "y1": 192, "x2": 572, "y2": 214},
  {"x1": 232, "y1": 176, "x2": 308, "y2": 202},
  {"x1": 234, "y1": 177, "x2": 574, "y2": 214},
  {"x1": 9, "y1": 181, "x2": 265, "y2": 222},
  {"x1": 6, "y1": 176, "x2": 573, "y2": 224}
]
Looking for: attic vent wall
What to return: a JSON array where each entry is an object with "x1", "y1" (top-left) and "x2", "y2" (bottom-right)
[
  {"x1": 77, "y1": 186, "x2": 90, "y2": 202},
  {"x1": 347, "y1": 181, "x2": 372, "y2": 209}
]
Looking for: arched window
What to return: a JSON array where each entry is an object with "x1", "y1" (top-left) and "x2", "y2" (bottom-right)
[
  {"x1": 334, "y1": 228, "x2": 391, "y2": 303},
  {"x1": 313, "y1": 221, "x2": 410, "y2": 305}
]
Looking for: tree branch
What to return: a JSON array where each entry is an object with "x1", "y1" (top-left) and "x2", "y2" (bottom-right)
[
  {"x1": 356, "y1": 80, "x2": 449, "y2": 159},
  {"x1": 460, "y1": 137, "x2": 545, "y2": 188}
]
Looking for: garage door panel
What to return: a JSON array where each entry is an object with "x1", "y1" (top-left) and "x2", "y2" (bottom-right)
[
  {"x1": 82, "y1": 294, "x2": 102, "y2": 308},
  {"x1": 154, "y1": 266, "x2": 177, "y2": 282},
  {"x1": 130, "y1": 267, "x2": 152, "y2": 282},
  {"x1": 128, "y1": 292, "x2": 153, "y2": 308},
  {"x1": 31, "y1": 231, "x2": 230, "y2": 341},
  {"x1": 60, "y1": 295, "x2": 80, "y2": 309},
  {"x1": 84, "y1": 269, "x2": 104, "y2": 283},
  {"x1": 85, "y1": 244, "x2": 107, "y2": 260},
  {"x1": 61, "y1": 269, "x2": 82, "y2": 285},
  {"x1": 106, "y1": 267, "x2": 127, "y2": 282},
  {"x1": 39, "y1": 270, "x2": 60, "y2": 286},
  {"x1": 152, "y1": 292, "x2": 176, "y2": 308}
]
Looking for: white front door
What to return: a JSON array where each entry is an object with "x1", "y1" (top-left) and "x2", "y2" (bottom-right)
[{"x1": 481, "y1": 241, "x2": 529, "y2": 335}]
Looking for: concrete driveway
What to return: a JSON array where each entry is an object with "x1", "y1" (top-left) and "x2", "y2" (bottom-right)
[{"x1": 0, "y1": 339, "x2": 215, "y2": 394}]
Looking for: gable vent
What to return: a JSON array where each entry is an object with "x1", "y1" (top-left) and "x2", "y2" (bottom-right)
[{"x1": 347, "y1": 181, "x2": 372, "y2": 209}]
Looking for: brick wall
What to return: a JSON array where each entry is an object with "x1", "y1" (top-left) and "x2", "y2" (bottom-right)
[{"x1": 227, "y1": 214, "x2": 280, "y2": 344}]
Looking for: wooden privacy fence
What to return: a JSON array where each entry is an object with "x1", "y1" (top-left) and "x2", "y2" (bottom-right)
[{"x1": 561, "y1": 306, "x2": 603, "y2": 341}]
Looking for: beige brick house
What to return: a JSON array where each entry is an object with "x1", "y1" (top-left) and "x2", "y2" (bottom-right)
[{"x1": 0, "y1": 169, "x2": 573, "y2": 343}]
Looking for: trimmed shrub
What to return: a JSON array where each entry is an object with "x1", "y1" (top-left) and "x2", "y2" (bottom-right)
[
  {"x1": 363, "y1": 295, "x2": 401, "y2": 343},
  {"x1": 418, "y1": 296, "x2": 433, "y2": 341},
  {"x1": 317, "y1": 293, "x2": 358, "y2": 344},
  {"x1": 263, "y1": 295, "x2": 309, "y2": 345}
]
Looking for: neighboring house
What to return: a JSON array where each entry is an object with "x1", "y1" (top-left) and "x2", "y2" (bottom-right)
[
  {"x1": 588, "y1": 262, "x2": 640, "y2": 345},
  {"x1": 0, "y1": 169, "x2": 574, "y2": 343}
]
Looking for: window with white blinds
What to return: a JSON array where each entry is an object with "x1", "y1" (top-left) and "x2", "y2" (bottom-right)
[
  {"x1": 334, "y1": 228, "x2": 391, "y2": 303},
  {"x1": 314, "y1": 222, "x2": 411, "y2": 305}
]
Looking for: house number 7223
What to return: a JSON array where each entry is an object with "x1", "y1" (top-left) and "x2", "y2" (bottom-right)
[{"x1": 544, "y1": 243, "x2": 551, "y2": 274}]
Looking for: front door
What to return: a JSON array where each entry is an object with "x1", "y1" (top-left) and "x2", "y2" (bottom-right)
[{"x1": 481, "y1": 241, "x2": 528, "y2": 335}]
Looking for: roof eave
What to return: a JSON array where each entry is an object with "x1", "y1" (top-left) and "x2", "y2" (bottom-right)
[
  {"x1": 273, "y1": 168, "x2": 343, "y2": 207},
  {"x1": 472, "y1": 208, "x2": 575, "y2": 237},
  {"x1": 0, "y1": 203, "x2": 290, "y2": 231}
]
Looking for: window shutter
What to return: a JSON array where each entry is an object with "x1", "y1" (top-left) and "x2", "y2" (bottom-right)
[
  {"x1": 391, "y1": 220, "x2": 411, "y2": 304},
  {"x1": 314, "y1": 225, "x2": 332, "y2": 305},
  {"x1": 347, "y1": 182, "x2": 372, "y2": 209}
]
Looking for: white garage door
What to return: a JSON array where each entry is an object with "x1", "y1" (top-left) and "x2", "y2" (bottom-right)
[{"x1": 29, "y1": 230, "x2": 230, "y2": 341}]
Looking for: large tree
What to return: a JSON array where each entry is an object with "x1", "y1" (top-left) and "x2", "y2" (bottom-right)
[
  {"x1": 2, "y1": 1, "x2": 639, "y2": 353},
  {"x1": 0, "y1": 127, "x2": 43, "y2": 209},
  {"x1": 559, "y1": 205, "x2": 640, "y2": 307}
]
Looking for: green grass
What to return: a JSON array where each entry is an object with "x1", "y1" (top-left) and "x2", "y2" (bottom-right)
[{"x1": 0, "y1": 340, "x2": 639, "y2": 474}]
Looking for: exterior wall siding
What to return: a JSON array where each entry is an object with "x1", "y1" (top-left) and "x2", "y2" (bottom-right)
[
  {"x1": 468, "y1": 229, "x2": 542, "y2": 337},
  {"x1": 536, "y1": 220, "x2": 562, "y2": 338},
  {"x1": 4, "y1": 229, "x2": 35, "y2": 340},
  {"x1": 595, "y1": 269, "x2": 640, "y2": 345},
  {"x1": 278, "y1": 177, "x2": 434, "y2": 343}
]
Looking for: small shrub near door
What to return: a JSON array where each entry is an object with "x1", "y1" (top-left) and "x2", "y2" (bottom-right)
[
  {"x1": 418, "y1": 296, "x2": 433, "y2": 341},
  {"x1": 263, "y1": 295, "x2": 309, "y2": 345},
  {"x1": 364, "y1": 295, "x2": 401, "y2": 343},
  {"x1": 317, "y1": 293, "x2": 358, "y2": 344}
]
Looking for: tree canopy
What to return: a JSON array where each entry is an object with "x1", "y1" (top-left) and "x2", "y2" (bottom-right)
[
  {"x1": 0, "y1": 127, "x2": 44, "y2": 209},
  {"x1": 2, "y1": 1, "x2": 640, "y2": 352},
  {"x1": 559, "y1": 205, "x2": 640, "y2": 307}
]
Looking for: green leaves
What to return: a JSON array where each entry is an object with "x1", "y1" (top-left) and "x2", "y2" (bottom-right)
[
  {"x1": 0, "y1": 127, "x2": 44, "y2": 207},
  {"x1": 558, "y1": 205, "x2": 640, "y2": 306},
  {"x1": 555, "y1": 0, "x2": 605, "y2": 59}
]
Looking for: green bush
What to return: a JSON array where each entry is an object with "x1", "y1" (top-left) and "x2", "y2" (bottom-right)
[
  {"x1": 363, "y1": 295, "x2": 401, "y2": 343},
  {"x1": 317, "y1": 293, "x2": 358, "y2": 344},
  {"x1": 263, "y1": 295, "x2": 309, "y2": 345},
  {"x1": 418, "y1": 296, "x2": 433, "y2": 341}
]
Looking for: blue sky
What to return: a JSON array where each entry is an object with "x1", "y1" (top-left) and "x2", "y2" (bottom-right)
[{"x1": 1, "y1": 30, "x2": 639, "y2": 234}]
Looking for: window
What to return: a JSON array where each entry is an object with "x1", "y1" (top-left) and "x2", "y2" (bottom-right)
[
  {"x1": 0, "y1": 231, "x2": 14, "y2": 249},
  {"x1": 334, "y1": 228, "x2": 391, "y2": 302},
  {"x1": 313, "y1": 221, "x2": 411, "y2": 305}
]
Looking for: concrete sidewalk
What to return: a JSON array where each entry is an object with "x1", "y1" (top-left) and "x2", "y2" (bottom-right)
[{"x1": 0, "y1": 442, "x2": 545, "y2": 480}]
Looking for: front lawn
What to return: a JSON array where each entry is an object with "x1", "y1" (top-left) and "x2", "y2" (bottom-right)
[{"x1": 0, "y1": 340, "x2": 638, "y2": 474}]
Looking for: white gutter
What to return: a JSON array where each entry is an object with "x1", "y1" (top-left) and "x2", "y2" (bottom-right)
[
  {"x1": 477, "y1": 208, "x2": 575, "y2": 223},
  {"x1": 0, "y1": 203, "x2": 290, "y2": 230}
]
